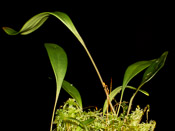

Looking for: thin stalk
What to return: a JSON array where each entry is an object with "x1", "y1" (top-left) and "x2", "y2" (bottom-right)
[
  {"x1": 127, "y1": 92, "x2": 137, "y2": 116},
  {"x1": 127, "y1": 84, "x2": 143, "y2": 116},
  {"x1": 71, "y1": 21, "x2": 116, "y2": 114},
  {"x1": 83, "y1": 45, "x2": 104, "y2": 85},
  {"x1": 116, "y1": 92, "x2": 123, "y2": 117},
  {"x1": 50, "y1": 93, "x2": 58, "y2": 131},
  {"x1": 82, "y1": 43, "x2": 116, "y2": 114}
]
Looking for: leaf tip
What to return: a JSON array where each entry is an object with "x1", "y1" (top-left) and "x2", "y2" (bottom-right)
[
  {"x1": 2, "y1": 27, "x2": 18, "y2": 35},
  {"x1": 163, "y1": 51, "x2": 168, "y2": 57}
]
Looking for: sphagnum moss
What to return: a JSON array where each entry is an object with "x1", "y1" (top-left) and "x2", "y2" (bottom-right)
[{"x1": 54, "y1": 98, "x2": 156, "y2": 131}]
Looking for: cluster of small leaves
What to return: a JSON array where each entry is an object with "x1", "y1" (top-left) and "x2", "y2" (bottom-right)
[{"x1": 53, "y1": 98, "x2": 156, "y2": 131}]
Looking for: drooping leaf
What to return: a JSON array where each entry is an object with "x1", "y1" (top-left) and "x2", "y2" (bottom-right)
[
  {"x1": 3, "y1": 11, "x2": 103, "y2": 90},
  {"x1": 2, "y1": 27, "x2": 19, "y2": 35},
  {"x1": 3, "y1": 12, "x2": 49, "y2": 35},
  {"x1": 141, "y1": 51, "x2": 168, "y2": 86},
  {"x1": 44, "y1": 43, "x2": 68, "y2": 131},
  {"x1": 20, "y1": 13, "x2": 49, "y2": 35},
  {"x1": 49, "y1": 12, "x2": 85, "y2": 47},
  {"x1": 62, "y1": 80, "x2": 82, "y2": 108},
  {"x1": 3, "y1": 11, "x2": 86, "y2": 47},
  {"x1": 103, "y1": 86, "x2": 149, "y2": 114}
]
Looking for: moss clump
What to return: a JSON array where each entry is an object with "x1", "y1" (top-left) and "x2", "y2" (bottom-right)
[{"x1": 53, "y1": 98, "x2": 156, "y2": 131}]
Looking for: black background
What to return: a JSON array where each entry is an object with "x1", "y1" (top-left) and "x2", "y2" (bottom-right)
[{"x1": 0, "y1": 1, "x2": 174, "y2": 130}]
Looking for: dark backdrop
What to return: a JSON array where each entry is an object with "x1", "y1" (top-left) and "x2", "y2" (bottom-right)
[{"x1": 0, "y1": 2, "x2": 174, "y2": 130}]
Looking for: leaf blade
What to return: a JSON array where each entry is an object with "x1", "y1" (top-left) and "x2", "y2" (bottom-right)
[
  {"x1": 62, "y1": 80, "x2": 82, "y2": 108},
  {"x1": 45, "y1": 43, "x2": 68, "y2": 98},
  {"x1": 122, "y1": 60, "x2": 154, "y2": 89},
  {"x1": 20, "y1": 12, "x2": 49, "y2": 35},
  {"x1": 45, "y1": 43, "x2": 68, "y2": 131},
  {"x1": 2, "y1": 27, "x2": 19, "y2": 35},
  {"x1": 126, "y1": 52, "x2": 168, "y2": 116},
  {"x1": 3, "y1": 11, "x2": 103, "y2": 93},
  {"x1": 117, "y1": 60, "x2": 154, "y2": 116},
  {"x1": 126, "y1": 86, "x2": 149, "y2": 96},
  {"x1": 49, "y1": 11, "x2": 85, "y2": 46},
  {"x1": 3, "y1": 11, "x2": 85, "y2": 47},
  {"x1": 3, "y1": 12, "x2": 49, "y2": 35},
  {"x1": 141, "y1": 51, "x2": 168, "y2": 86}
]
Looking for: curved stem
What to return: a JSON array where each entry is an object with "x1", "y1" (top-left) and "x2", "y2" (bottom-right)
[
  {"x1": 83, "y1": 44, "x2": 116, "y2": 114},
  {"x1": 127, "y1": 92, "x2": 136, "y2": 116},
  {"x1": 83, "y1": 45, "x2": 104, "y2": 85},
  {"x1": 50, "y1": 93, "x2": 58, "y2": 131},
  {"x1": 116, "y1": 92, "x2": 123, "y2": 117},
  {"x1": 127, "y1": 84, "x2": 143, "y2": 116}
]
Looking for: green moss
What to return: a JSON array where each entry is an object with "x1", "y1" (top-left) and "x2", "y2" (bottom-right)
[{"x1": 54, "y1": 98, "x2": 156, "y2": 131}]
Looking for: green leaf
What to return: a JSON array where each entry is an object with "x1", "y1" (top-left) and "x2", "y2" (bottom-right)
[
  {"x1": 117, "y1": 60, "x2": 153, "y2": 113},
  {"x1": 126, "y1": 86, "x2": 149, "y2": 96},
  {"x1": 122, "y1": 60, "x2": 154, "y2": 90},
  {"x1": 3, "y1": 11, "x2": 103, "y2": 83},
  {"x1": 127, "y1": 51, "x2": 168, "y2": 116},
  {"x1": 117, "y1": 60, "x2": 154, "y2": 116},
  {"x1": 62, "y1": 80, "x2": 82, "y2": 108},
  {"x1": 3, "y1": 11, "x2": 85, "y2": 47},
  {"x1": 44, "y1": 43, "x2": 68, "y2": 131},
  {"x1": 49, "y1": 12, "x2": 85, "y2": 47},
  {"x1": 2, "y1": 27, "x2": 19, "y2": 35},
  {"x1": 45, "y1": 43, "x2": 68, "y2": 99},
  {"x1": 20, "y1": 13, "x2": 49, "y2": 35},
  {"x1": 3, "y1": 11, "x2": 104, "y2": 102},
  {"x1": 3, "y1": 12, "x2": 49, "y2": 35},
  {"x1": 103, "y1": 86, "x2": 149, "y2": 114},
  {"x1": 141, "y1": 51, "x2": 168, "y2": 86}
]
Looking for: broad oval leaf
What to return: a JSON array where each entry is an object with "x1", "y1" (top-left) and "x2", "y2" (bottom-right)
[
  {"x1": 122, "y1": 60, "x2": 154, "y2": 89},
  {"x1": 117, "y1": 60, "x2": 154, "y2": 116},
  {"x1": 126, "y1": 52, "x2": 168, "y2": 116},
  {"x1": 141, "y1": 51, "x2": 168, "y2": 86},
  {"x1": 62, "y1": 80, "x2": 82, "y2": 108},
  {"x1": 45, "y1": 43, "x2": 68, "y2": 101}
]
